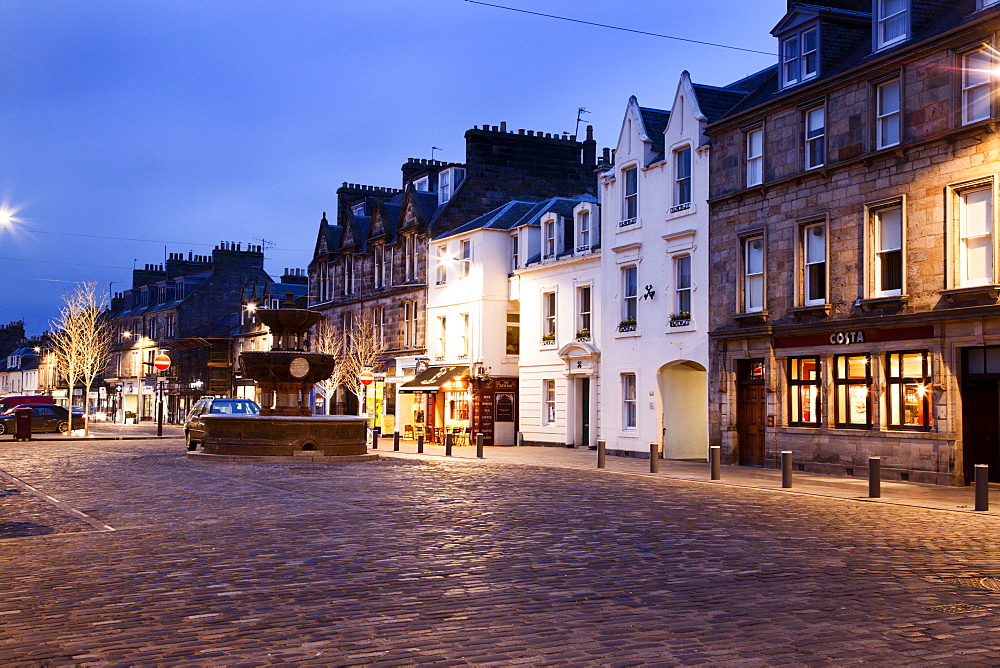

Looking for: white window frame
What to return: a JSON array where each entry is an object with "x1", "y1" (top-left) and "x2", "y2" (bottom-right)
[
  {"x1": 344, "y1": 254, "x2": 355, "y2": 295},
  {"x1": 402, "y1": 301, "x2": 413, "y2": 348},
  {"x1": 577, "y1": 286, "x2": 592, "y2": 336},
  {"x1": 622, "y1": 373, "x2": 637, "y2": 430},
  {"x1": 372, "y1": 306, "x2": 385, "y2": 348},
  {"x1": 622, "y1": 265, "x2": 638, "y2": 323},
  {"x1": 577, "y1": 210, "x2": 591, "y2": 250},
  {"x1": 413, "y1": 176, "x2": 430, "y2": 192},
  {"x1": 544, "y1": 219, "x2": 556, "y2": 258},
  {"x1": 543, "y1": 379, "x2": 556, "y2": 425},
  {"x1": 351, "y1": 201, "x2": 366, "y2": 218},
  {"x1": 460, "y1": 313, "x2": 470, "y2": 358},
  {"x1": 744, "y1": 236, "x2": 765, "y2": 313},
  {"x1": 956, "y1": 183, "x2": 995, "y2": 288},
  {"x1": 673, "y1": 146, "x2": 692, "y2": 209},
  {"x1": 374, "y1": 245, "x2": 385, "y2": 289},
  {"x1": 675, "y1": 255, "x2": 692, "y2": 316},
  {"x1": 963, "y1": 49, "x2": 994, "y2": 126},
  {"x1": 746, "y1": 127, "x2": 763, "y2": 187},
  {"x1": 543, "y1": 291, "x2": 557, "y2": 339},
  {"x1": 510, "y1": 232, "x2": 519, "y2": 272},
  {"x1": 805, "y1": 106, "x2": 825, "y2": 170},
  {"x1": 436, "y1": 245, "x2": 448, "y2": 285},
  {"x1": 801, "y1": 222, "x2": 827, "y2": 306},
  {"x1": 876, "y1": 79, "x2": 901, "y2": 149},
  {"x1": 438, "y1": 167, "x2": 466, "y2": 205},
  {"x1": 781, "y1": 27, "x2": 818, "y2": 88},
  {"x1": 437, "y1": 316, "x2": 447, "y2": 360},
  {"x1": 876, "y1": 0, "x2": 909, "y2": 50},
  {"x1": 872, "y1": 203, "x2": 904, "y2": 298},
  {"x1": 459, "y1": 239, "x2": 472, "y2": 278},
  {"x1": 622, "y1": 166, "x2": 638, "y2": 224}
]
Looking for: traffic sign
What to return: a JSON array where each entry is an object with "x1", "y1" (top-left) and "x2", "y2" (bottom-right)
[
  {"x1": 359, "y1": 370, "x2": 374, "y2": 386},
  {"x1": 153, "y1": 353, "x2": 171, "y2": 371}
]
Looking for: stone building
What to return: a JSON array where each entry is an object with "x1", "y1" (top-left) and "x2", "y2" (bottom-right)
[
  {"x1": 707, "y1": 0, "x2": 1000, "y2": 484},
  {"x1": 106, "y1": 242, "x2": 274, "y2": 422},
  {"x1": 307, "y1": 123, "x2": 597, "y2": 433}
]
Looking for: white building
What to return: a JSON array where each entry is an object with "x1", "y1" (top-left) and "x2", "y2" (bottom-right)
[
  {"x1": 598, "y1": 74, "x2": 748, "y2": 459},
  {"x1": 0, "y1": 347, "x2": 40, "y2": 397},
  {"x1": 423, "y1": 195, "x2": 597, "y2": 447}
]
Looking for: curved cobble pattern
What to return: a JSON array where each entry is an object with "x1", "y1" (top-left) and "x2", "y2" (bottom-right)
[{"x1": 3, "y1": 438, "x2": 1000, "y2": 664}]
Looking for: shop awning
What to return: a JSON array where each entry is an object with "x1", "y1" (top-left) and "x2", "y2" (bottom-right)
[{"x1": 397, "y1": 365, "x2": 468, "y2": 393}]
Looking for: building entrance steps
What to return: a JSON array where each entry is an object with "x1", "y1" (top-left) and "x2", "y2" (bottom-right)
[{"x1": 379, "y1": 435, "x2": 1000, "y2": 517}]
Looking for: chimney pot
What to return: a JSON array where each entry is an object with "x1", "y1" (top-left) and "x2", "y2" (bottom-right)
[{"x1": 500, "y1": 121, "x2": 507, "y2": 132}]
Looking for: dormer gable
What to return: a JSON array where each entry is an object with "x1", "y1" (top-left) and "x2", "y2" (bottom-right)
[
  {"x1": 772, "y1": 3, "x2": 870, "y2": 90},
  {"x1": 398, "y1": 185, "x2": 430, "y2": 235},
  {"x1": 615, "y1": 96, "x2": 670, "y2": 168}
]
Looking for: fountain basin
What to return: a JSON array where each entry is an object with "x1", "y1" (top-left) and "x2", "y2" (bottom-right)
[{"x1": 187, "y1": 414, "x2": 377, "y2": 461}]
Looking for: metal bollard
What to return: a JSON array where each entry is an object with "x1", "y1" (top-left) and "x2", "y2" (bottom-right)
[
  {"x1": 517, "y1": 431, "x2": 524, "y2": 447},
  {"x1": 445, "y1": 432, "x2": 453, "y2": 456},
  {"x1": 417, "y1": 434, "x2": 424, "y2": 454},
  {"x1": 868, "y1": 457, "x2": 881, "y2": 498},
  {"x1": 597, "y1": 439, "x2": 606, "y2": 469},
  {"x1": 710, "y1": 446, "x2": 721, "y2": 480},
  {"x1": 781, "y1": 451, "x2": 793, "y2": 488},
  {"x1": 476, "y1": 433, "x2": 484, "y2": 459},
  {"x1": 976, "y1": 464, "x2": 989, "y2": 511},
  {"x1": 371, "y1": 427, "x2": 378, "y2": 449},
  {"x1": 393, "y1": 431, "x2": 400, "y2": 452},
  {"x1": 650, "y1": 443, "x2": 659, "y2": 473}
]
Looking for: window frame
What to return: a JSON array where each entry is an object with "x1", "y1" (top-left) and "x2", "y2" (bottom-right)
[
  {"x1": 460, "y1": 312, "x2": 470, "y2": 358},
  {"x1": 505, "y1": 312, "x2": 520, "y2": 356},
  {"x1": 542, "y1": 291, "x2": 557, "y2": 340},
  {"x1": 870, "y1": 201, "x2": 904, "y2": 297},
  {"x1": 436, "y1": 316, "x2": 447, "y2": 360},
  {"x1": 435, "y1": 245, "x2": 447, "y2": 285},
  {"x1": 622, "y1": 373, "x2": 637, "y2": 430},
  {"x1": 952, "y1": 180, "x2": 996, "y2": 288},
  {"x1": 544, "y1": 219, "x2": 557, "y2": 258},
  {"x1": 885, "y1": 350, "x2": 932, "y2": 431},
  {"x1": 543, "y1": 379, "x2": 556, "y2": 425},
  {"x1": 800, "y1": 221, "x2": 827, "y2": 307},
  {"x1": 787, "y1": 356, "x2": 822, "y2": 426},
  {"x1": 577, "y1": 210, "x2": 591, "y2": 250},
  {"x1": 743, "y1": 235, "x2": 765, "y2": 313},
  {"x1": 746, "y1": 126, "x2": 764, "y2": 187},
  {"x1": 674, "y1": 255, "x2": 692, "y2": 317},
  {"x1": 510, "y1": 232, "x2": 519, "y2": 273},
  {"x1": 459, "y1": 239, "x2": 472, "y2": 278},
  {"x1": 622, "y1": 265, "x2": 638, "y2": 324},
  {"x1": 673, "y1": 146, "x2": 692, "y2": 209},
  {"x1": 804, "y1": 105, "x2": 826, "y2": 170},
  {"x1": 577, "y1": 285, "x2": 592, "y2": 336},
  {"x1": 781, "y1": 27, "x2": 819, "y2": 88},
  {"x1": 833, "y1": 354, "x2": 873, "y2": 429},
  {"x1": 622, "y1": 166, "x2": 638, "y2": 224},
  {"x1": 962, "y1": 48, "x2": 994, "y2": 126},
  {"x1": 876, "y1": 78, "x2": 902, "y2": 149},
  {"x1": 876, "y1": 0, "x2": 909, "y2": 50}
]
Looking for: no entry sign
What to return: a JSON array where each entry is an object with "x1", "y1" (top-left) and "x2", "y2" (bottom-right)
[
  {"x1": 359, "y1": 370, "x2": 374, "y2": 386},
  {"x1": 153, "y1": 354, "x2": 171, "y2": 372}
]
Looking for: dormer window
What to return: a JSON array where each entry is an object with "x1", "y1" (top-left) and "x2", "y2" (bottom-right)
[
  {"x1": 781, "y1": 27, "x2": 818, "y2": 88},
  {"x1": 351, "y1": 201, "x2": 366, "y2": 218},
  {"x1": 413, "y1": 176, "x2": 430, "y2": 192},
  {"x1": 876, "y1": 0, "x2": 908, "y2": 50},
  {"x1": 438, "y1": 167, "x2": 466, "y2": 204}
]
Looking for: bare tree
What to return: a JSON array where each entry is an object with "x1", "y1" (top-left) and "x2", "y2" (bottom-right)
[
  {"x1": 310, "y1": 316, "x2": 346, "y2": 415},
  {"x1": 49, "y1": 282, "x2": 114, "y2": 436},
  {"x1": 310, "y1": 312, "x2": 384, "y2": 416}
]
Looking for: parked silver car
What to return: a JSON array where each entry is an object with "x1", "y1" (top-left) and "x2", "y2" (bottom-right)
[{"x1": 184, "y1": 397, "x2": 260, "y2": 450}]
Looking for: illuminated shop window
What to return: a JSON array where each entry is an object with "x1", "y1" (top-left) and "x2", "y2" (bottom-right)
[
  {"x1": 788, "y1": 356, "x2": 821, "y2": 426},
  {"x1": 886, "y1": 351, "x2": 931, "y2": 430},
  {"x1": 834, "y1": 354, "x2": 872, "y2": 429}
]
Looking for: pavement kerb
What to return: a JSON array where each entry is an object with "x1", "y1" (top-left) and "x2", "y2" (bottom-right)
[{"x1": 374, "y1": 445, "x2": 1000, "y2": 519}]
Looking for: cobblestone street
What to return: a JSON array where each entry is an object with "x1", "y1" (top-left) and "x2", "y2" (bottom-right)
[{"x1": 4, "y1": 437, "x2": 1000, "y2": 665}]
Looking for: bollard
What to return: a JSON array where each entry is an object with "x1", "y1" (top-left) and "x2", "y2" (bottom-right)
[
  {"x1": 976, "y1": 464, "x2": 989, "y2": 511},
  {"x1": 371, "y1": 427, "x2": 378, "y2": 450},
  {"x1": 517, "y1": 431, "x2": 524, "y2": 447},
  {"x1": 597, "y1": 439, "x2": 606, "y2": 469},
  {"x1": 445, "y1": 432, "x2": 453, "y2": 456},
  {"x1": 417, "y1": 434, "x2": 424, "y2": 454},
  {"x1": 650, "y1": 443, "x2": 659, "y2": 473},
  {"x1": 393, "y1": 431, "x2": 400, "y2": 452},
  {"x1": 476, "y1": 433, "x2": 484, "y2": 459},
  {"x1": 710, "y1": 446, "x2": 721, "y2": 480},
  {"x1": 781, "y1": 451, "x2": 793, "y2": 488},
  {"x1": 868, "y1": 457, "x2": 881, "y2": 498}
]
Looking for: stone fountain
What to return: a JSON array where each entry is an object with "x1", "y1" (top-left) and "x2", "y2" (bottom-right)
[{"x1": 188, "y1": 293, "x2": 376, "y2": 462}]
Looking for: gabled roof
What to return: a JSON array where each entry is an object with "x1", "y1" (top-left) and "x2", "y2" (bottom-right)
[
  {"x1": 691, "y1": 84, "x2": 750, "y2": 123},
  {"x1": 638, "y1": 107, "x2": 671, "y2": 154},
  {"x1": 313, "y1": 213, "x2": 342, "y2": 259}
]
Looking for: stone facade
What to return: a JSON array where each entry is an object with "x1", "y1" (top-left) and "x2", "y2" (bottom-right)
[{"x1": 707, "y1": 0, "x2": 1000, "y2": 485}]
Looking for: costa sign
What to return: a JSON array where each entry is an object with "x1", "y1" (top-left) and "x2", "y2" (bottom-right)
[{"x1": 829, "y1": 331, "x2": 865, "y2": 345}]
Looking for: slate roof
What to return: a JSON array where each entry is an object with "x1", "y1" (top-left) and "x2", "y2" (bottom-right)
[
  {"x1": 692, "y1": 84, "x2": 752, "y2": 123},
  {"x1": 638, "y1": 107, "x2": 670, "y2": 154},
  {"x1": 436, "y1": 194, "x2": 598, "y2": 239}
]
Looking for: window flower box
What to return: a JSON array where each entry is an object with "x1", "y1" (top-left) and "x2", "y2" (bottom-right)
[
  {"x1": 617, "y1": 318, "x2": 637, "y2": 332},
  {"x1": 669, "y1": 312, "x2": 691, "y2": 327},
  {"x1": 576, "y1": 328, "x2": 591, "y2": 341}
]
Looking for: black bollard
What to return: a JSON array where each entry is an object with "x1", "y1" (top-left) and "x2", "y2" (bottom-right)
[
  {"x1": 371, "y1": 427, "x2": 378, "y2": 450},
  {"x1": 393, "y1": 431, "x2": 400, "y2": 452},
  {"x1": 868, "y1": 456, "x2": 881, "y2": 498},
  {"x1": 476, "y1": 433, "x2": 484, "y2": 459},
  {"x1": 781, "y1": 450, "x2": 793, "y2": 488},
  {"x1": 445, "y1": 432, "x2": 453, "y2": 456},
  {"x1": 650, "y1": 443, "x2": 659, "y2": 473},
  {"x1": 976, "y1": 464, "x2": 989, "y2": 511},
  {"x1": 417, "y1": 434, "x2": 424, "y2": 454},
  {"x1": 597, "y1": 440, "x2": 606, "y2": 469},
  {"x1": 710, "y1": 445, "x2": 721, "y2": 480}
]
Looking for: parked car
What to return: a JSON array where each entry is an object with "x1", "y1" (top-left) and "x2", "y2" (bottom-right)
[
  {"x1": 0, "y1": 404, "x2": 86, "y2": 435},
  {"x1": 0, "y1": 394, "x2": 55, "y2": 414},
  {"x1": 184, "y1": 397, "x2": 260, "y2": 450}
]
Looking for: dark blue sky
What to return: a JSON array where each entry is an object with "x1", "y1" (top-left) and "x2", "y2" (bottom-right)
[{"x1": 0, "y1": 0, "x2": 778, "y2": 335}]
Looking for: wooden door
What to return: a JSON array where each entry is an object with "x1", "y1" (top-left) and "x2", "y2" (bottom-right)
[
  {"x1": 962, "y1": 380, "x2": 1000, "y2": 482},
  {"x1": 737, "y1": 383, "x2": 767, "y2": 467},
  {"x1": 580, "y1": 378, "x2": 590, "y2": 447}
]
